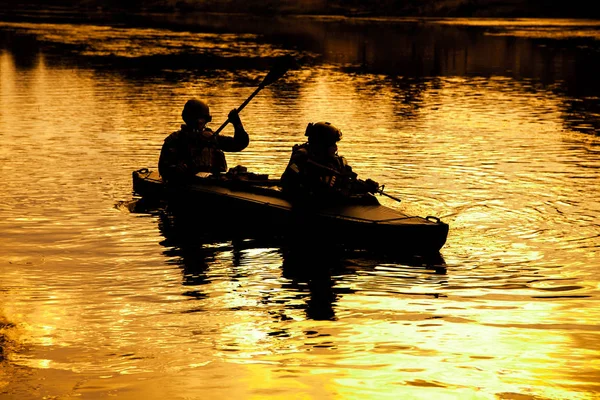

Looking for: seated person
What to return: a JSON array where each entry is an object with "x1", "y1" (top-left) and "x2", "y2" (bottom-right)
[
  {"x1": 281, "y1": 121, "x2": 379, "y2": 202},
  {"x1": 158, "y1": 99, "x2": 249, "y2": 182}
]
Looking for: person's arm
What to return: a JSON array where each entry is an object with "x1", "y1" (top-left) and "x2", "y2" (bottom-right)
[
  {"x1": 305, "y1": 158, "x2": 353, "y2": 178},
  {"x1": 215, "y1": 109, "x2": 249, "y2": 152},
  {"x1": 306, "y1": 158, "x2": 380, "y2": 194}
]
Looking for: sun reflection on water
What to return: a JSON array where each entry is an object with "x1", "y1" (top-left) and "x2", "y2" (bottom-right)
[{"x1": 0, "y1": 16, "x2": 599, "y2": 399}]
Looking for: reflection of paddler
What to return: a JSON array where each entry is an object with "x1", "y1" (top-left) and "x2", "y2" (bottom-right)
[
  {"x1": 158, "y1": 99, "x2": 249, "y2": 182},
  {"x1": 156, "y1": 209, "x2": 277, "y2": 290},
  {"x1": 280, "y1": 243, "x2": 343, "y2": 321},
  {"x1": 157, "y1": 210, "x2": 221, "y2": 293}
]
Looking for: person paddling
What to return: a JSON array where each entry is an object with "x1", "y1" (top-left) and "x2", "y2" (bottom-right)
[
  {"x1": 280, "y1": 121, "x2": 379, "y2": 202},
  {"x1": 158, "y1": 99, "x2": 249, "y2": 183}
]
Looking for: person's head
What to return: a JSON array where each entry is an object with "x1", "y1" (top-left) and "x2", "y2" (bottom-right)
[
  {"x1": 305, "y1": 121, "x2": 342, "y2": 157},
  {"x1": 182, "y1": 99, "x2": 212, "y2": 129}
]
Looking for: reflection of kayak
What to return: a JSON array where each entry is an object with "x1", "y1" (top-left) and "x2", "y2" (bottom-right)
[{"x1": 132, "y1": 168, "x2": 449, "y2": 254}]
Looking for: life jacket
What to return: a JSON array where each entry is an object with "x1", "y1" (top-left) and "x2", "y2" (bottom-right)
[
  {"x1": 282, "y1": 143, "x2": 351, "y2": 195},
  {"x1": 189, "y1": 139, "x2": 227, "y2": 173},
  {"x1": 180, "y1": 126, "x2": 227, "y2": 173}
]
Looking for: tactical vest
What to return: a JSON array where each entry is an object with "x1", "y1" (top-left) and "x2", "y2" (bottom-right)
[
  {"x1": 284, "y1": 143, "x2": 349, "y2": 191},
  {"x1": 187, "y1": 129, "x2": 227, "y2": 173}
]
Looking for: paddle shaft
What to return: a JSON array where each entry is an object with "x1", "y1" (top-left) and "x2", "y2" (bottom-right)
[
  {"x1": 212, "y1": 84, "x2": 265, "y2": 136},
  {"x1": 213, "y1": 57, "x2": 294, "y2": 136}
]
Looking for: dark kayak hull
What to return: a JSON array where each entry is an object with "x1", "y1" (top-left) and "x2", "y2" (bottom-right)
[{"x1": 132, "y1": 169, "x2": 449, "y2": 254}]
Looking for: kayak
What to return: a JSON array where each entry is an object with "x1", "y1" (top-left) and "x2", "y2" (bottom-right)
[{"x1": 131, "y1": 168, "x2": 449, "y2": 254}]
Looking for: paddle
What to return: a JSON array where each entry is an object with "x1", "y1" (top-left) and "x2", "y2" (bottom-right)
[{"x1": 213, "y1": 56, "x2": 296, "y2": 136}]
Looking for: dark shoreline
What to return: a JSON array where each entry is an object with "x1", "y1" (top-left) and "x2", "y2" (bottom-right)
[{"x1": 2, "y1": 0, "x2": 600, "y2": 24}]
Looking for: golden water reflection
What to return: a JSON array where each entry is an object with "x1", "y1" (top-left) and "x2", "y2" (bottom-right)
[{"x1": 1, "y1": 17, "x2": 599, "y2": 399}]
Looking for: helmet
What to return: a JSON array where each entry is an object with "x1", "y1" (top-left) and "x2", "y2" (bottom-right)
[
  {"x1": 305, "y1": 122, "x2": 342, "y2": 145},
  {"x1": 182, "y1": 99, "x2": 212, "y2": 124}
]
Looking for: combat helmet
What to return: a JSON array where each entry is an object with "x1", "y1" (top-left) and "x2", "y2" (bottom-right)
[
  {"x1": 182, "y1": 99, "x2": 212, "y2": 124},
  {"x1": 305, "y1": 122, "x2": 342, "y2": 146}
]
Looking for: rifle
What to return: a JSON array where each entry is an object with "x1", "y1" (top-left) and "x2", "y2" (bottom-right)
[{"x1": 304, "y1": 159, "x2": 401, "y2": 203}]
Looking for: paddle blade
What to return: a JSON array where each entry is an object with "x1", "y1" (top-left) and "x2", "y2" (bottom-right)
[{"x1": 260, "y1": 55, "x2": 297, "y2": 87}]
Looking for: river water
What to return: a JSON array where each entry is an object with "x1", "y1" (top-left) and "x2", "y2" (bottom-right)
[{"x1": 0, "y1": 13, "x2": 599, "y2": 399}]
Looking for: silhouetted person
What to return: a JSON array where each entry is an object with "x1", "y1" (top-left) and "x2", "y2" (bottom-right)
[
  {"x1": 158, "y1": 99, "x2": 249, "y2": 182},
  {"x1": 280, "y1": 121, "x2": 379, "y2": 202}
]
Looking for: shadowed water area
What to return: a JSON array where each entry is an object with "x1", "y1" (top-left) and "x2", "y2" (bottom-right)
[{"x1": 1, "y1": 12, "x2": 599, "y2": 399}]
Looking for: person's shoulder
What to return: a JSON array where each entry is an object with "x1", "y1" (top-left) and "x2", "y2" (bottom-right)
[
  {"x1": 292, "y1": 143, "x2": 309, "y2": 153},
  {"x1": 163, "y1": 134, "x2": 177, "y2": 146},
  {"x1": 290, "y1": 143, "x2": 308, "y2": 158},
  {"x1": 164, "y1": 127, "x2": 185, "y2": 143}
]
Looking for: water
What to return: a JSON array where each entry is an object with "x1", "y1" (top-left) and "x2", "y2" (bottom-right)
[{"x1": 1, "y1": 13, "x2": 599, "y2": 399}]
